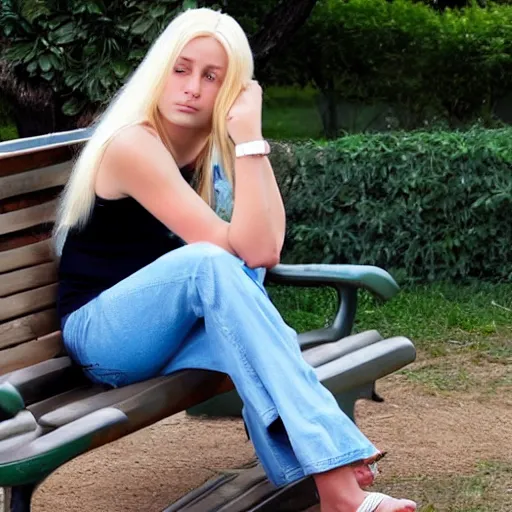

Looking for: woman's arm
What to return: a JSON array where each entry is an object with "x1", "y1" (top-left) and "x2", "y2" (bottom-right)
[
  {"x1": 98, "y1": 82, "x2": 284, "y2": 268},
  {"x1": 226, "y1": 80, "x2": 286, "y2": 268},
  {"x1": 229, "y1": 155, "x2": 285, "y2": 268}
]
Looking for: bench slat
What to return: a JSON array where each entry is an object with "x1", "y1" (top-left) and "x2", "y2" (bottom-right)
[
  {"x1": 0, "y1": 240, "x2": 53, "y2": 274},
  {"x1": 0, "y1": 162, "x2": 70, "y2": 201},
  {"x1": 0, "y1": 146, "x2": 73, "y2": 178},
  {"x1": 0, "y1": 263, "x2": 57, "y2": 298},
  {"x1": 0, "y1": 309, "x2": 59, "y2": 350},
  {"x1": 0, "y1": 284, "x2": 57, "y2": 323},
  {"x1": 0, "y1": 332, "x2": 63, "y2": 376},
  {"x1": 0, "y1": 200, "x2": 57, "y2": 236}
]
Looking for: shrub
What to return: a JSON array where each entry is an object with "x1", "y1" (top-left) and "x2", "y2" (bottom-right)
[{"x1": 270, "y1": 126, "x2": 512, "y2": 282}]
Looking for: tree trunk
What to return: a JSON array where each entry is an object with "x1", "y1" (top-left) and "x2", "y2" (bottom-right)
[
  {"x1": 6, "y1": 93, "x2": 88, "y2": 138},
  {"x1": 309, "y1": 61, "x2": 338, "y2": 139},
  {"x1": 250, "y1": 0, "x2": 319, "y2": 67},
  {"x1": 317, "y1": 86, "x2": 339, "y2": 139},
  {"x1": 0, "y1": 60, "x2": 62, "y2": 137},
  {"x1": 10, "y1": 100, "x2": 56, "y2": 138}
]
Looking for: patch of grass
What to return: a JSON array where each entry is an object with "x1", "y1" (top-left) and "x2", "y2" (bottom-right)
[
  {"x1": 263, "y1": 85, "x2": 319, "y2": 108},
  {"x1": 400, "y1": 363, "x2": 473, "y2": 392},
  {"x1": 268, "y1": 285, "x2": 336, "y2": 333},
  {"x1": 379, "y1": 461, "x2": 512, "y2": 512},
  {"x1": 0, "y1": 123, "x2": 18, "y2": 142},
  {"x1": 398, "y1": 357, "x2": 511, "y2": 395},
  {"x1": 268, "y1": 281, "x2": 512, "y2": 360},
  {"x1": 263, "y1": 104, "x2": 323, "y2": 140},
  {"x1": 260, "y1": 84, "x2": 324, "y2": 140},
  {"x1": 356, "y1": 282, "x2": 512, "y2": 359}
]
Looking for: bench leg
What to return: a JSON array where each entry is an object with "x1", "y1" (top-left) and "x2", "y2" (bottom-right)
[{"x1": 7, "y1": 485, "x2": 35, "y2": 512}]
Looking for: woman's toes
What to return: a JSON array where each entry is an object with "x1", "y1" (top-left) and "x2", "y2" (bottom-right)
[{"x1": 376, "y1": 497, "x2": 417, "y2": 512}]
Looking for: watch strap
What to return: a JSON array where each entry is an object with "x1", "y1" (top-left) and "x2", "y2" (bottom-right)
[{"x1": 235, "y1": 140, "x2": 270, "y2": 158}]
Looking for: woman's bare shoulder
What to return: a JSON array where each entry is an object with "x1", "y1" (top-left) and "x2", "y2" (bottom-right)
[
  {"x1": 98, "y1": 123, "x2": 175, "y2": 198},
  {"x1": 104, "y1": 123, "x2": 164, "y2": 162}
]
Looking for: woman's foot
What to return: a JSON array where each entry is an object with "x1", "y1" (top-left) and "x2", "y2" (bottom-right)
[
  {"x1": 320, "y1": 493, "x2": 416, "y2": 512},
  {"x1": 352, "y1": 463, "x2": 377, "y2": 488},
  {"x1": 313, "y1": 464, "x2": 416, "y2": 512},
  {"x1": 352, "y1": 451, "x2": 387, "y2": 488},
  {"x1": 360, "y1": 493, "x2": 416, "y2": 512}
]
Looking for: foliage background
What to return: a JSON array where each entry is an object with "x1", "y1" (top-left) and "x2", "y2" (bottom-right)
[
  {"x1": 2, "y1": 0, "x2": 512, "y2": 136},
  {"x1": 266, "y1": 0, "x2": 512, "y2": 135}
]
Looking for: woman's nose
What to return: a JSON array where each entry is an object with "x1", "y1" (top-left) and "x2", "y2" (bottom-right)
[{"x1": 185, "y1": 74, "x2": 201, "y2": 98}]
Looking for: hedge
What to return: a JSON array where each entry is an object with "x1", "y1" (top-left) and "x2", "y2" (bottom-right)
[{"x1": 270, "y1": 126, "x2": 512, "y2": 282}]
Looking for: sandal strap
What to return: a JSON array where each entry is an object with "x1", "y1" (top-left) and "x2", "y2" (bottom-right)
[{"x1": 356, "y1": 492, "x2": 388, "y2": 512}]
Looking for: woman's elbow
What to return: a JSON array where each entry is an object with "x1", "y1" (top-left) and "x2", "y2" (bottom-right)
[{"x1": 244, "y1": 245, "x2": 281, "y2": 269}]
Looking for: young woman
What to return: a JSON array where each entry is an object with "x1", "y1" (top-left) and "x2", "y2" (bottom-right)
[{"x1": 54, "y1": 8, "x2": 416, "y2": 512}]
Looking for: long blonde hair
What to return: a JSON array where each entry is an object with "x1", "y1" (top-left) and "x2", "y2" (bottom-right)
[{"x1": 54, "y1": 7, "x2": 254, "y2": 254}]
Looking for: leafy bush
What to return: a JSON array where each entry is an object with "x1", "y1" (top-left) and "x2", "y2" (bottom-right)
[
  {"x1": 271, "y1": 0, "x2": 512, "y2": 131},
  {"x1": 270, "y1": 126, "x2": 512, "y2": 282},
  {"x1": 0, "y1": 124, "x2": 17, "y2": 142},
  {"x1": 0, "y1": 0, "x2": 194, "y2": 116}
]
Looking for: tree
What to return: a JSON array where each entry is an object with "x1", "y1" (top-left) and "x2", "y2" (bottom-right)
[{"x1": 0, "y1": 0, "x2": 318, "y2": 137}]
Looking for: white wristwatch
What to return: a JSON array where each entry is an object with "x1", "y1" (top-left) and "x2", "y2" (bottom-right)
[{"x1": 235, "y1": 140, "x2": 271, "y2": 158}]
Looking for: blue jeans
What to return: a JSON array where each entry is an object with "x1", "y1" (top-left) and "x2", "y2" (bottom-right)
[{"x1": 62, "y1": 242, "x2": 377, "y2": 486}]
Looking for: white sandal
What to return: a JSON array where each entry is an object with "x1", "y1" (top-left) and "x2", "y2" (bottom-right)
[
  {"x1": 356, "y1": 493, "x2": 387, "y2": 512},
  {"x1": 356, "y1": 492, "x2": 415, "y2": 512}
]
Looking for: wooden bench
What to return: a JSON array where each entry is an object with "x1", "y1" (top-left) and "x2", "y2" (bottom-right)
[{"x1": 0, "y1": 131, "x2": 416, "y2": 512}]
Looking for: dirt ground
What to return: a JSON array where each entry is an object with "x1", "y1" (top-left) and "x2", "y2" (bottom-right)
[{"x1": 22, "y1": 357, "x2": 511, "y2": 511}]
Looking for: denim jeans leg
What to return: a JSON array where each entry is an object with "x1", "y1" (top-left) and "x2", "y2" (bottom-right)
[{"x1": 62, "y1": 242, "x2": 377, "y2": 487}]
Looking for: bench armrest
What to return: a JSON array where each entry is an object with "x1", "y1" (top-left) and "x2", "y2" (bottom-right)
[
  {"x1": 266, "y1": 264, "x2": 399, "y2": 349},
  {"x1": 266, "y1": 264, "x2": 399, "y2": 300}
]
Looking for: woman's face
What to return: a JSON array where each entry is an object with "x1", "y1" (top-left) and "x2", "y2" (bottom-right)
[{"x1": 158, "y1": 36, "x2": 228, "y2": 131}]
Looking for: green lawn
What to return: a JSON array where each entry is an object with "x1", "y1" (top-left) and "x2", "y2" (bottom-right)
[
  {"x1": 383, "y1": 461, "x2": 512, "y2": 512},
  {"x1": 263, "y1": 105, "x2": 323, "y2": 140},
  {"x1": 269, "y1": 281, "x2": 512, "y2": 360}
]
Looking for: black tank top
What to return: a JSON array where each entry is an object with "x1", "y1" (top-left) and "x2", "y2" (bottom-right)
[{"x1": 57, "y1": 166, "x2": 194, "y2": 321}]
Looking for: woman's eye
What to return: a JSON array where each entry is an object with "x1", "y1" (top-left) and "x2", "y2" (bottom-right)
[
  {"x1": 206, "y1": 73, "x2": 216, "y2": 82},
  {"x1": 174, "y1": 68, "x2": 185, "y2": 74}
]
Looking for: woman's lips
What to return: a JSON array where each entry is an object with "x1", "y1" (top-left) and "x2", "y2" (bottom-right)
[{"x1": 176, "y1": 104, "x2": 198, "y2": 113}]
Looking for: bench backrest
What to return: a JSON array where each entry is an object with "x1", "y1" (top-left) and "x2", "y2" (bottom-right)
[{"x1": 0, "y1": 135, "x2": 86, "y2": 376}]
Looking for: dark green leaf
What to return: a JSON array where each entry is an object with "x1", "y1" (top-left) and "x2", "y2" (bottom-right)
[
  {"x1": 38, "y1": 54, "x2": 52, "y2": 72},
  {"x1": 149, "y1": 5, "x2": 167, "y2": 18},
  {"x1": 26, "y1": 60, "x2": 38, "y2": 73},
  {"x1": 131, "y1": 16, "x2": 154, "y2": 35},
  {"x1": 86, "y1": 1, "x2": 105, "y2": 15},
  {"x1": 62, "y1": 97, "x2": 85, "y2": 116},
  {"x1": 112, "y1": 60, "x2": 132, "y2": 78},
  {"x1": 5, "y1": 42, "x2": 34, "y2": 62},
  {"x1": 41, "y1": 70, "x2": 55, "y2": 80},
  {"x1": 52, "y1": 22, "x2": 77, "y2": 44}
]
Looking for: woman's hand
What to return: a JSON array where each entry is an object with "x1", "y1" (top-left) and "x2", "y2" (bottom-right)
[{"x1": 227, "y1": 80, "x2": 263, "y2": 145}]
